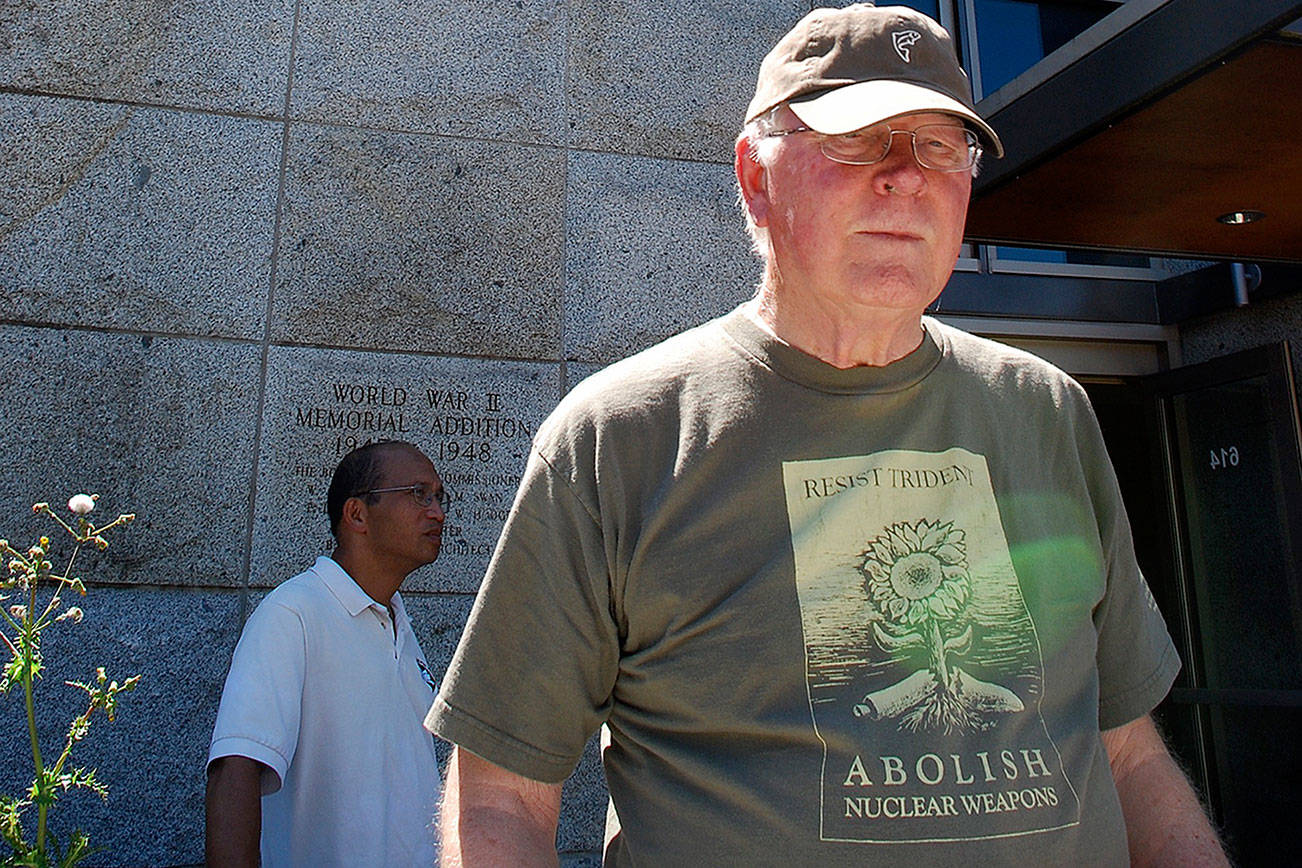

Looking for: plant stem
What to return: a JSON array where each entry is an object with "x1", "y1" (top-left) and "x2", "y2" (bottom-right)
[
  {"x1": 63, "y1": 544, "x2": 81, "y2": 591},
  {"x1": 22, "y1": 602, "x2": 47, "y2": 855},
  {"x1": 40, "y1": 544, "x2": 83, "y2": 628}
]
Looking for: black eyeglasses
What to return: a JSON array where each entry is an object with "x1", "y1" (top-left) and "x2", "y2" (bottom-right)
[{"x1": 358, "y1": 483, "x2": 449, "y2": 512}]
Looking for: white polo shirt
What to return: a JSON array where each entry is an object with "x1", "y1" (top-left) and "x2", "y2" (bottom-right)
[{"x1": 208, "y1": 556, "x2": 440, "y2": 866}]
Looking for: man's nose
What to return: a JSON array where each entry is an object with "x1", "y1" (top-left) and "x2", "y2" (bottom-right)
[{"x1": 872, "y1": 133, "x2": 928, "y2": 196}]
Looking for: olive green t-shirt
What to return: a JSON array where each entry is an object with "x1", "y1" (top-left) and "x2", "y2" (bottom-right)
[{"x1": 428, "y1": 307, "x2": 1179, "y2": 865}]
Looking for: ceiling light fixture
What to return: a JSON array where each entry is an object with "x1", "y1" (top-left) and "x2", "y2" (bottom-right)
[{"x1": 1216, "y1": 210, "x2": 1266, "y2": 225}]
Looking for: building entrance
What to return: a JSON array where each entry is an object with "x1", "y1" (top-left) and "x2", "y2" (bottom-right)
[{"x1": 1085, "y1": 343, "x2": 1302, "y2": 866}]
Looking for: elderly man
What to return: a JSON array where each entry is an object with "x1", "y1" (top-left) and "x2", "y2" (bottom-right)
[
  {"x1": 206, "y1": 440, "x2": 446, "y2": 866},
  {"x1": 429, "y1": 5, "x2": 1226, "y2": 865}
]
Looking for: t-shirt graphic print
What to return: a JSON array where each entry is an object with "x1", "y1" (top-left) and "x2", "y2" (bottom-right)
[{"x1": 783, "y1": 447, "x2": 1082, "y2": 844}]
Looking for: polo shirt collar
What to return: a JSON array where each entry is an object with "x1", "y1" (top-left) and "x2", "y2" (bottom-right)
[{"x1": 311, "y1": 555, "x2": 404, "y2": 620}]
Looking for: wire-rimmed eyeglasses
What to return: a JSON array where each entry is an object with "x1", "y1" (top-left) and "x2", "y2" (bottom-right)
[
  {"x1": 766, "y1": 122, "x2": 981, "y2": 172},
  {"x1": 358, "y1": 483, "x2": 449, "y2": 512}
]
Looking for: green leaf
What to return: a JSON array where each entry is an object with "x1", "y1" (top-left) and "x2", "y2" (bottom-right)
[
  {"x1": 1, "y1": 654, "x2": 26, "y2": 691},
  {"x1": 63, "y1": 769, "x2": 106, "y2": 801},
  {"x1": 57, "y1": 829, "x2": 96, "y2": 868},
  {"x1": 0, "y1": 795, "x2": 30, "y2": 853}
]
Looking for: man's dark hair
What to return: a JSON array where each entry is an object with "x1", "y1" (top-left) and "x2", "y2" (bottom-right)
[{"x1": 326, "y1": 440, "x2": 418, "y2": 538}]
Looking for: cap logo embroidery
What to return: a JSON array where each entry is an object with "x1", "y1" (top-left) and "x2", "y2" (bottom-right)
[{"x1": 892, "y1": 30, "x2": 921, "y2": 62}]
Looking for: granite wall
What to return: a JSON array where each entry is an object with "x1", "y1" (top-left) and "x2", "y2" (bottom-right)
[
  {"x1": 1181, "y1": 290, "x2": 1302, "y2": 377},
  {"x1": 0, "y1": 1, "x2": 814, "y2": 863}
]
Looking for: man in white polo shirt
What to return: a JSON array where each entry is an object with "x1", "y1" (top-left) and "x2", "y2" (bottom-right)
[{"x1": 206, "y1": 440, "x2": 446, "y2": 866}]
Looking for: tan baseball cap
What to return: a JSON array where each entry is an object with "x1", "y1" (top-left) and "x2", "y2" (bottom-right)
[{"x1": 746, "y1": 3, "x2": 1003, "y2": 157}]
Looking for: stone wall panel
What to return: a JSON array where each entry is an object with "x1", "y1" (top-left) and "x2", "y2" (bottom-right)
[
  {"x1": 0, "y1": 95, "x2": 280, "y2": 339},
  {"x1": 0, "y1": 0, "x2": 294, "y2": 115},
  {"x1": 567, "y1": 0, "x2": 804, "y2": 161},
  {"x1": 272, "y1": 124, "x2": 564, "y2": 357},
  {"x1": 292, "y1": 0, "x2": 566, "y2": 142},
  {"x1": 0, "y1": 588, "x2": 242, "y2": 866},
  {"x1": 564, "y1": 150, "x2": 754, "y2": 362},
  {"x1": 252, "y1": 345, "x2": 558, "y2": 592},
  {"x1": 0, "y1": 326, "x2": 259, "y2": 587}
]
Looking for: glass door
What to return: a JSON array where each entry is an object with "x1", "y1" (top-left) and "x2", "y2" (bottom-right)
[{"x1": 1143, "y1": 342, "x2": 1302, "y2": 865}]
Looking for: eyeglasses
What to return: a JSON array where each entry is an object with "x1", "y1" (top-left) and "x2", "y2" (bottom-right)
[
  {"x1": 766, "y1": 122, "x2": 981, "y2": 172},
  {"x1": 358, "y1": 483, "x2": 449, "y2": 512}
]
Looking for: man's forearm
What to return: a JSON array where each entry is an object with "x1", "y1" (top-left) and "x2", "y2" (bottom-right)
[
  {"x1": 205, "y1": 756, "x2": 264, "y2": 867},
  {"x1": 1103, "y1": 715, "x2": 1228, "y2": 867},
  {"x1": 440, "y1": 799, "x2": 561, "y2": 868},
  {"x1": 440, "y1": 747, "x2": 562, "y2": 868}
]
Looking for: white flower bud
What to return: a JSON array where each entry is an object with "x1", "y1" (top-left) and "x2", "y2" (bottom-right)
[{"x1": 68, "y1": 494, "x2": 96, "y2": 515}]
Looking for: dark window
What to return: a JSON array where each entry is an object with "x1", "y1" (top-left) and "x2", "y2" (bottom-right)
[
  {"x1": 973, "y1": 1, "x2": 1118, "y2": 94},
  {"x1": 896, "y1": 0, "x2": 942, "y2": 21},
  {"x1": 994, "y1": 245, "x2": 1150, "y2": 270}
]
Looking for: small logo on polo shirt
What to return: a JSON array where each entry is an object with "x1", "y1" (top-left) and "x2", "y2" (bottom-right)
[
  {"x1": 893, "y1": 30, "x2": 922, "y2": 63},
  {"x1": 416, "y1": 657, "x2": 437, "y2": 691}
]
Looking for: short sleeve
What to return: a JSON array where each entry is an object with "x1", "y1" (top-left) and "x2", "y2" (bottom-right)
[
  {"x1": 207, "y1": 598, "x2": 308, "y2": 793},
  {"x1": 426, "y1": 448, "x2": 621, "y2": 783}
]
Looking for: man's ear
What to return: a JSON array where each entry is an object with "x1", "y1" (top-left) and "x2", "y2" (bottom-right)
[
  {"x1": 341, "y1": 496, "x2": 369, "y2": 536},
  {"x1": 735, "y1": 135, "x2": 771, "y2": 229}
]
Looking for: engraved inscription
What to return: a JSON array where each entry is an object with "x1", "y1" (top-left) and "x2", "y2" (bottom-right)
[{"x1": 289, "y1": 378, "x2": 539, "y2": 564}]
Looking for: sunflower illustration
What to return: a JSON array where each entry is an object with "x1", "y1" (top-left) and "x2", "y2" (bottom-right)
[
  {"x1": 860, "y1": 518, "x2": 970, "y2": 631},
  {"x1": 854, "y1": 518, "x2": 1020, "y2": 733}
]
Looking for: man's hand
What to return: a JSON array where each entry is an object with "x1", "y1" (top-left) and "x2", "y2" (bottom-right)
[
  {"x1": 1102, "y1": 714, "x2": 1229, "y2": 867},
  {"x1": 440, "y1": 746, "x2": 563, "y2": 868},
  {"x1": 205, "y1": 755, "x2": 264, "y2": 867}
]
